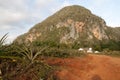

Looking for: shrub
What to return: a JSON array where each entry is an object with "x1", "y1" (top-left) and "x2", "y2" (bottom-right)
[
  {"x1": 16, "y1": 44, "x2": 48, "y2": 64},
  {"x1": 42, "y1": 48, "x2": 85, "y2": 58}
]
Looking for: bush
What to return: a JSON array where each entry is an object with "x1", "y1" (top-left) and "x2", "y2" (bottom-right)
[
  {"x1": 42, "y1": 48, "x2": 85, "y2": 58},
  {"x1": 101, "y1": 50, "x2": 120, "y2": 57},
  {"x1": 101, "y1": 40, "x2": 120, "y2": 51}
]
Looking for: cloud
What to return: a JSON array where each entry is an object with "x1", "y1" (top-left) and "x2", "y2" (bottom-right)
[
  {"x1": 0, "y1": 9, "x2": 26, "y2": 24},
  {"x1": 0, "y1": 0, "x2": 28, "y2": 31},
  {"x1": 0, "y1": 0, "x2": 27, "y2": 10},
  {"x1": 0, "y1": 25, "x2": 13, "y2": 30},
  {"x1": 35, "y1": 0, "x2": 54, "y2": 6}
]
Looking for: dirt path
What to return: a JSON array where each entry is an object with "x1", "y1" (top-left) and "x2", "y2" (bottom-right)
[{"x1": 46, "y1": 54, "x2": 120, "y2": 80}]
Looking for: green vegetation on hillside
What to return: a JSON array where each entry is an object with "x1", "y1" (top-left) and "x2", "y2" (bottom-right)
[{"x1": 14, "y1": 5, "x2": 120, "y2": 52}]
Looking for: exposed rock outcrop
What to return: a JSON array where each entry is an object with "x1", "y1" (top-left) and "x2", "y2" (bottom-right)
[{"x1": 14, "y1": 5, "x2": 120, "y2": 48}]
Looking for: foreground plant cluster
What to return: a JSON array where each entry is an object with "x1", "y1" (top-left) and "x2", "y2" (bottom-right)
[
  {"x1": 0, "y1": 34, "x2": 120, "y2": 80},
  {"x1": 0, "y1": 34, "x2": 86, "y2": 80}
]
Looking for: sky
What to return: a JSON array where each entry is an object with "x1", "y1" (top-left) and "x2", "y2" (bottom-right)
[{"x1": 0, "y1": 0, "x2": 120, "y2": 43}]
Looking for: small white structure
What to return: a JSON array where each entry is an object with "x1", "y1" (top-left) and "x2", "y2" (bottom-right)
[
  {"x1": 78, "y1": 48, "x2": 84, "y2": 51},
  {"x1": 87, "y1": 48, "x2": 93, "y2": 53},
  {"x1": 94, "y1": 51, "x2": 100, "y2": 53},
  {"x1": 78, "y1": 47, "x2": 93, "y2": 53}
]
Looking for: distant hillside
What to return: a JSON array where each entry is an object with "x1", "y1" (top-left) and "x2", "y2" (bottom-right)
[
  {"x1": 106, "y1": 27, "x2": 120, "y2": 41},
  {"x1": 14, "y1": 5, "x2": 120, "y2": 51}
]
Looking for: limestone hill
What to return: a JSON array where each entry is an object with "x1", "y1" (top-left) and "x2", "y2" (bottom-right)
[{"x1": 14, "y1": 5, "x2": 120, "y2": 51}]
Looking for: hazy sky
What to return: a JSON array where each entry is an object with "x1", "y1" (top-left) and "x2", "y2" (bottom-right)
[{"x1": 0, "y1": 0, "x2": 120, "y2": 43}]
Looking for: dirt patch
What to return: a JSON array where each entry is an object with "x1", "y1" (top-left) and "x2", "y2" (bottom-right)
[
  {"x1": 46, "y1": 54, "x2": 120, "y2": 80},
  {"x1": 91, "y1": 74, "x2": 102, "y2": 80}
]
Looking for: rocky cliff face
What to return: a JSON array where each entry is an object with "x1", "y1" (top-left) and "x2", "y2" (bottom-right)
[{"x1": 14, "y1": 5, "x2": 120, "y2": 49}]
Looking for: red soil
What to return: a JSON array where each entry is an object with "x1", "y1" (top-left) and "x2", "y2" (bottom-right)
[{"x1": 46, "y1": 54, "x2": 120, "y2": 80}]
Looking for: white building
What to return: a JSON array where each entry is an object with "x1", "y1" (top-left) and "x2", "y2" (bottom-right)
[
  {"x1": 94, "y1": 51, "x2": 100, "y2": 53},
  {"x1": 87, "y1": 48, "x2": 93, "y2": 53},
  {"x1": 78, "y1": 47, "x2": 93, "y2": 53},
  {"x1": 78, "y1": 48, "x2": 84, "y2": 51}
]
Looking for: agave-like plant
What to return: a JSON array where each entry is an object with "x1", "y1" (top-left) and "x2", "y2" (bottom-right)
[
  {"x1": 0, "y1": 33, "x2": 8, "y2": 80},
  {"x1": 17, "y1": 45, "x2": 47, "y2": 64},
  {"x1": 0, "y1": 33, "x2": 8, "y2": 48},
  {"x1": 16, "y1": 45, "x2": 48, "y2": 75}
]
